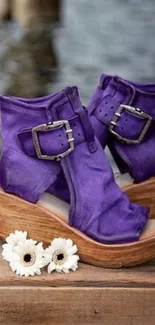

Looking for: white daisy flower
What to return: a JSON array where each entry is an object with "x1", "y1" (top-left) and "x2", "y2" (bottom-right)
[
  {"x1": 5, "y1": 230, "x2": 27, "y2": 246},
  {"x1": 2, "y1": 230, "x2": 36, "y2": 263},
  {"x1": 9, "y1": 240, "x2": 47, "y2": 277},
  {"x1": 45, "y1": 238, "x2": 79, "y2": 274}
]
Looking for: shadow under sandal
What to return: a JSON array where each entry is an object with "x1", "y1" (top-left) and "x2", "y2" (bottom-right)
[
  {"x1": 0, "y1": 87, "x2": 155, "y2": 267},
  {"x1": 88, "y1": 74, "x2": 155, "y2": 216}
]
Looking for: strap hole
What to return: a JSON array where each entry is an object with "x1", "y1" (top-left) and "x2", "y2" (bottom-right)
[
  {"x1": 105, "y1": 113, "x2": 107, "y2": 117},
  {"x1": 111, "y1": 106, "x2": 114, "y2": 109},
  {"x1": 78, "y1": 133, "x2": 80, "y2": 136},
  {"x1": 125, "y1": 119, "x2": 128, "y2": 122},
  {"x1": 59, "y1": 134, "x2": 62, "y2": 137},
  {"x1": 61, "y1": 143, "x2": 64, "y2": 146},
  {"x1": 99, "y1": 109, "x2": 102, "y2": 113},
  {"x1": 105, "y1": 101, "x2": 108, "y2": 105}
]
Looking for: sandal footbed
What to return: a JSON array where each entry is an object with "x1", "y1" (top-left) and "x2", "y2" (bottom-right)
[{"x1": 124, "y1": 177, "x2": 155, "y2": 219}]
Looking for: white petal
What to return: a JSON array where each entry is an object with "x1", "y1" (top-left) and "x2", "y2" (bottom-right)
[
  {"x1": 35, "y1": 269, "x2": 41, "y2": 276},
  {"x1": 51, "y1": 238, "x2": 66, "y2": 250},
  {"x1": 6, "y1": 231, "x2": 27, "y2": 246},
  {"x1": 15, "y1": 230, "x2": 27, "y2": 239},
  {"x1": 13, "y1": 245, "x2": 22, "y2": 255},
  {"x1": 42, "y1": 252, "x2": 52, "y2": 266},
  {"x1": 2, "y1": 244, "x2": 17, "y2": 262},
  {"x1": 47, "y1": 262, "x2": 56, "y2": 273},
  {"x1": 67, "y1": 244, "x2": 78, "y2": 255},
  {"x1": 55, "y1": 268, "x2": 63, "y2": 273},
  {"x1": 63, "y1": 255, "x2": 79, "y2": 271},
  {"x1": 65, "y1": 239, "x2": 73, "y2": 249},
  {"x1": 55, "y1": 264, "x2": 64, "y2": 273},
  {"x1": 10, "y1": 262, "x2": 17, "y2": 272},
  {"x1": 28, "y1": 270, "x2": 35, "y2": 277},
  {"x1": 71, "y1": 264, "x2": 78, "y2": 271},
  {"x1": 66, "y1": 254, "x2": 79, "y2": 264},
  {"x1": 70, "y1": 255, "x2": 79, "y2": 263},
  {"x1": 36, "y1": 242, "x2": 43, "y2": 250},
  {"x1": 62, "y1": 267, "x2": 70, "y2": 274},
  {"x1": 25, "y1": 239, "x2": 37, "y2": 246},
  {"x1": 25, "y1": 272, "x2": 32, "y2": 277}
]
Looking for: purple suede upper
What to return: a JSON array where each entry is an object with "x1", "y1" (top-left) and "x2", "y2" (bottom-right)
[
  {"x1": 88, "y1": 74, "x2": 155, "y2": 182},
  {"x1": 0, "y1": 87, "x2": 149, "y2": 244}
]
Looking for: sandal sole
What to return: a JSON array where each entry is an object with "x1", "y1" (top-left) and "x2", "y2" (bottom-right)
[{"x1": 0, "y1": 191, "x2": 155, "y2": 268}]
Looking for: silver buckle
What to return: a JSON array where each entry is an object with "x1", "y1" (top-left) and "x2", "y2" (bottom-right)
[
  {"x1": 32, "y1": 120, "x2": 74, "y2": 161},
  {"x1": 109, "y1": 104, "x2": 152, "y2": 144}
]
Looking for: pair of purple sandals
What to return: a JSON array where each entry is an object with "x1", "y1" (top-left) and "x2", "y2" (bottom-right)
[{"x1": 1, "y1": 73, "x2": 155, "y2": 246}]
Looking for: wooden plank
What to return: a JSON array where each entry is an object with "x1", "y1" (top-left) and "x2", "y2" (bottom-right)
[
  {"x1": 0, "y1": 287, "x2": 155, "y2": 325},
  {"x1": 132, "y1": 317, "x2": 155, "y2": 325},
  {"x1": 0, "y1": 246, "x2": 155, "y2": 324},
  {"x1": 0, "y1": 251, "x2": 155, "y2": 288}
]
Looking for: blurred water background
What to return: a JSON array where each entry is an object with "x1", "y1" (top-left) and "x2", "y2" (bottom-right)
[
  {"x1": 0, "y1": 0, "x2": 155, "y2": 101},
  {"x1": 0, "y1": 0, "x2": 155, "y2": 179},
  {"x1": 53, "y1": 0, "x2": 155, "y2": 105}
]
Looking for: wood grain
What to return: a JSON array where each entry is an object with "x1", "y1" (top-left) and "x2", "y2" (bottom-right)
[
  {"x1": 0, "y1": 252, "x2": 155, "y2": 325},
  {"x1": 0, "y1": 250, "x2": 155, "y2": 288},
  {"x1": 0, "y1": 287, "x2": 155, "y2": 325},
  {"x1": 1, "y1": 190, "x2": 155, "y2": 268}
]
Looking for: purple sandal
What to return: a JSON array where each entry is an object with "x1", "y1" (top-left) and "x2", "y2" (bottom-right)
[
  {"x1": 0, "y1": 86, "x2": 155, "y2": 267},
  {"x1": 88, "y1": 74, "x2": 155, "y2": 183}
]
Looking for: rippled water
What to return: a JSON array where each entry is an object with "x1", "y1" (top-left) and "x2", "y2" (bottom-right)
[
  {"x1": 53, "y1": 0, "x2": 155, "y2": 104},
  {"x1": 0, "y1": 0, "x2": 155, "y2": 102}
]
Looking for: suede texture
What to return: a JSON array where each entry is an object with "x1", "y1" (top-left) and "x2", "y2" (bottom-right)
[
  {"x1": 88, "y1": 74, "x2": 155, "y2": 182},
  {"x1": 0, "y1": 87, "x2": 149, "y2": 244}
]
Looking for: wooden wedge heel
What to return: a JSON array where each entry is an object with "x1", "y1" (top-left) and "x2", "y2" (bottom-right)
[{"x1": 1, "y1": 190, "x2": 155, "y2": 268}]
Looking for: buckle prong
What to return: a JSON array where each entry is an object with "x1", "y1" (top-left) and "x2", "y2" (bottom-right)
[
  {"x1": 32, "y1": 120, "x2": 74, "y2": 160},
  {"x1": 111, "y1": 121, "x2": 117, "y2": 126},
  {"x1": 66, "y1": 129, "x2": 73, "y2": 134},
  {"x1": 109, "y1": 104, "x2": 152, "y2": 144},
  {"x1": 115, "y1": 112, "x2": 121, "y2": 117},
  {"x1": 68, "y1": 138, "x2": 74, "y2": 143}
]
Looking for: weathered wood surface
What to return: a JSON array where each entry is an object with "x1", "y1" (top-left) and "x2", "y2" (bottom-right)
[
  {"x1": 0, "y1": 255, "x2": 155, "y2": 288},
  {"x1": 1, "y1": 287, "x2": 155, "y2": 325},
  {"x1": 0, "y1": 251, "x2": 155, "y2": 325}
]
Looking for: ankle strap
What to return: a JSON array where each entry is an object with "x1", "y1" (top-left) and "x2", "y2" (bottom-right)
[
  {"x1": 89, "y1": 75, "x2": 154, "y2": 147},
  {"x1": 0, "y1": 87, "x2": 96, "y2": 203},
  {"x1": 89, "y1": 74, "x2": 155, "y2": 182},
  {"x1": 18, "y1": 115, "x2": 87, "y2": 160},
  {"x1": 109, "y1": 104, "x2": 152, "y2": 144}
]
